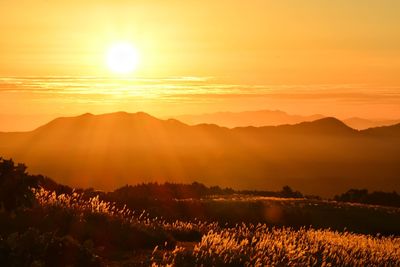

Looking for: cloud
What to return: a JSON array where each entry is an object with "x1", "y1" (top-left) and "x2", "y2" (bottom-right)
[{"x1": 1, "y1": 76, "x2": 399, "y2": 107}]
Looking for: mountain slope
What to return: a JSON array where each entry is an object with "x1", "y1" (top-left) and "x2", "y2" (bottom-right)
[{"x1": 0, "y1": 112, "x2": 399, "y2": 197}]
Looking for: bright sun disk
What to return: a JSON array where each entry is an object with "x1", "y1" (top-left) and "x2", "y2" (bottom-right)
[{"x1": 106, "y1": 43, "x2": 139, "y2": 74}]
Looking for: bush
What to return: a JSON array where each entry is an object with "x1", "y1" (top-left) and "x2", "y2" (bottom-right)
[
  {"x1": 0, "y1": 228, "x2": 102, "y2": 267},
  {"x1": 0, "y1": 158, "x2": 37, "y2": 211}
]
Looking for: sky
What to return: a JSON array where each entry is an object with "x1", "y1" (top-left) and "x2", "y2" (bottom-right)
[{"x1": 0, "y1": 0, "x2": 400, "y2": 131}]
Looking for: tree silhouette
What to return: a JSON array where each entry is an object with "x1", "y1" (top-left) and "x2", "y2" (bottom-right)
[
  {"x1": 0, "y1": 158, "x2": 38, "y2": 211},
  {"x1": 280, "y1": 186, "x2": 303, "y2": 198}
]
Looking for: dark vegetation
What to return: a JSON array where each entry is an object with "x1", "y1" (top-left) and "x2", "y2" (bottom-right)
[
  {"x1": 102, "y1": 182, "x2": 303, "y2": 202},
  {"x1": 0, "y1": 157, "x2": 399, "y2": 266},
  {"x1": 0, "y1": 158, "x2": 175, "y2": 266},
  {"x1": 335, "y1": 189, "x2": 400, "y2": 207}
]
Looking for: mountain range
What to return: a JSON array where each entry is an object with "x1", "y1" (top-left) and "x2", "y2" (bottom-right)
[
  {"x1": 174, "y1": 110, "x2": 400, "y2": 130},
  {"x1": 0, "y1": 111, "x2": 399, "y2": 197}
]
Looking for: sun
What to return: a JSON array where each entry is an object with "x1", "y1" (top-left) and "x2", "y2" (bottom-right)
[{"x1": 106, "y1": 42, "x2": 139, "y2": 74}]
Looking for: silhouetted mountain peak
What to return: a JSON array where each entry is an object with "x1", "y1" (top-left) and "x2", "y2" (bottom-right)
[
  {"x1": 311, "y1": 117, "x2": 349, "y2": 126},
  {"x1": 80, "y1": 112, "x2": 93, "y2": 117},
  {"x1": 292, "y1": 117, "x2": 356, "y2": 134},
  {"x1": 97, "y1": 111, "x2": 160, "y2": 121},
  {"x1": 30, "y1": 112, "x2": 198, "y2": 140}
]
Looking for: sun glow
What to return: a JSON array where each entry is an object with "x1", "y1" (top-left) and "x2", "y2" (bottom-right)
[{"x1": 106, "y1": 43, "x2": 139, "y2": 74}]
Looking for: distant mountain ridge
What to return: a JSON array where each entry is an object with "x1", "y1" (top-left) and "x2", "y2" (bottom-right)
[
  {"x1": 343, "y1": 117, "x2": 400, "y2": 130},
  {"x1": 0, "y1": 112, "x2": 399, "y2": 197},
  {"x1": 173, "y1": 110, "x2": 400, "y2": 130},
  {"x1": 174, "y1": 110, "x2": 324, "y2": 128}
]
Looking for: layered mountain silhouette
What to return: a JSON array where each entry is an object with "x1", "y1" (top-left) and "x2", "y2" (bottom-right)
[
  {"x1": 343, "y1": 117, "x2": 400, "y2": 130},
  {"x1": 0, "y1": 112, "x2": 399, "y2": 197},
  {"x1": 174, "y1": 110, "x2": 324, "y2": 128},
  {"x1": 174, "y1": 110, "x2": 400, "y2": 130}
]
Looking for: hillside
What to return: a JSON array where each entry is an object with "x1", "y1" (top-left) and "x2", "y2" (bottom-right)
[{"x1": 0, "y1": 112, "x2": 399, "y2": 197}]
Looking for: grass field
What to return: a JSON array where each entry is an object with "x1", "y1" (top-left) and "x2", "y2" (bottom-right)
[
  {"x1": 153, "y1": 226, "x2": 400, "y2": 266},
  {"x1": 0, "y1": 157, "x2": 399, "y2": 266},
  {"x1": 6, "y1": 188, "x2": 395, "y2": 266}
]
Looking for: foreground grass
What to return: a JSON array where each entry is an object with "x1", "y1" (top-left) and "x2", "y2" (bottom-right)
[
  {"x1": 154, "y1": 225, "x2": 400, "y2": 266},
  {"x1": 0, "y1": 188, "x2": 210, "y2": 266},
  {"x1": 2, "y1": 158, "x2": 399, "y2": 266},
  {"x1": 1, "y1": 188, "x2": 399, "y2": 266}
]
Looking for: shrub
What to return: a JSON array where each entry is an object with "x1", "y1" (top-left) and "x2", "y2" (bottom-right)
[{"x1": 0, "y1": 228, "x2": 102, "y2": 267}]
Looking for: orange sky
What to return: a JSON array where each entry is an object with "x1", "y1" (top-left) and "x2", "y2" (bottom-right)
[{"x1": 0, "y1": 0, "x2": 400, "y2": 130}]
